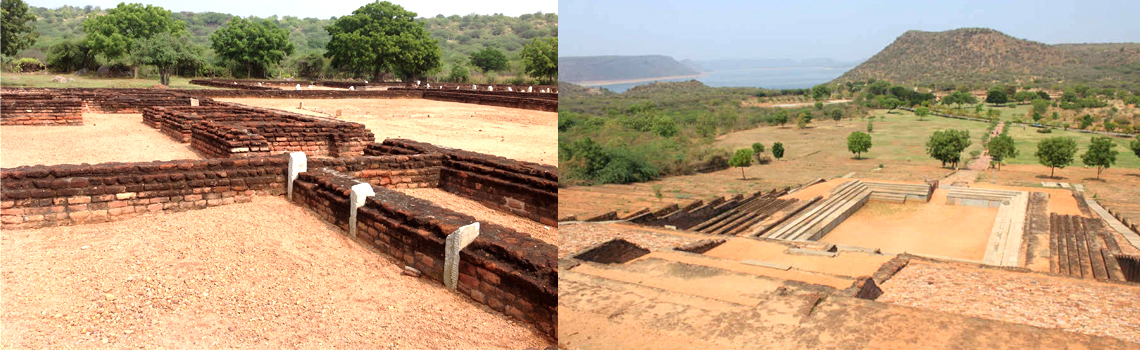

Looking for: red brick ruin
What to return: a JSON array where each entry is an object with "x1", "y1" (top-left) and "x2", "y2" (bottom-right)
[{"x1": 0, "y1": 85, "x2": 557, "y2": 337}]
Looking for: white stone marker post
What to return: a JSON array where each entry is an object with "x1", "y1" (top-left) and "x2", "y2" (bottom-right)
[
  {"x1": 189, "y1": 98, "x2": 199, "y2": 106},
  {"x1": 287, "y1": 152, "x2": 307, "y2": 200},
  {"x1": 348, "y1": 183, "x2": 375, "y2": 238},
  {"x1": 443, "y1": 222, "x2": 481, "y2": 290}
]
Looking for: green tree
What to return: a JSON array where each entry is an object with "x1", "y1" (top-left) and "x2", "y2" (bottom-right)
[
  {"x1": 83, "y1": 3, "x2": 186, "y2": 78},
  {"x1": 46, "y1": 38, "x2": 97, "y2": 72},
  {"x1": 828, "y1": 108, "x2": 842, "y2": 124},
  {"x1": 867, "y1": 121, "x2": 874, "y2": 133},
  {"x1": 1037, "y1": 90, "x2": 1051, "y2": 100},
  {"x1": 925, "y1": 129, "x2": 973, "y2": 168},
  {"x1": 772, "y1": 109, "x2": 789, "y2": 127},
  {"x1": 847, "y1": 131, "x2": 872, "y2": 159},
  {"x1": 796, "y1": 109, "x2": 812, "y2": 129},
  {"x1": 521, "y1": 37, "x2": 557, "y2": 83},
  {"x1": 1013, "y1": 90, "x2": 1037, "y2": 102},
  {"x1": 941, "y1": 91, "x2": 976, "y2": 110},
  {"x1": 210, "y1": 17, "x2": 293, "y2": 78},
  {"x1": 728, "y1": 148, "x2": 753, "y2": 180},
  {"x1": 447, "y1": 64, "x2": 470, "y2": 83},
  {"x1": 293, "y1": 52, "x2": 327, "y2": 79},
  {"x1": 751, "y1": 142, "x2": 765, "y2": 162},
  {"x1": 914, "y1": 106, "x2": 930, "y2": 121},
  {"x1": 1081, "y1": 136, "x2": 1119, "y2": 180},
  {"x1": 986, "y1": 86, "x2": 1009, "y2": 104},
  {"x1": 881, "y1": 96, "x2": 901, "y2": 111},
  {"x1": 1, "y1": 0, "x2": 39, "y2": 57},
  {"x1": 1035, "y1": 137, "x2": 1078, "y2": 178},
  {"x1": 469, "y1": 46, "x2": 508, "y2": 72},
  {"x1": 1130, "y1": 136, "x2": 1140, "y2": 169},
  {"x1": 772, "y1": 142, "x2": 785, "y2": 160},
  {"x1": 987, "y1": 134, "x2": 1018, "y2": 170},
  {"x1": 131, "y1": 32, "x2": 202, "y2": 86},
  {"x1": 325, "y1": 1, "x2": 441, "y2": 81},
  {"x1": 811, "y1": 83, "x2": 831, "y2": 101}
]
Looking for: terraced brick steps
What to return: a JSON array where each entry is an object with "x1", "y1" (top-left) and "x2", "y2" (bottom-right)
[
  {"x1": 765, "y1": 180, "x2": 871, "y2": 241},
  {"x1": 864, "y1": 181, "x2": 932, "y2": 203},
  {"x1": 1050, "y1": 214, "x2": 1127, "y2": 281}
]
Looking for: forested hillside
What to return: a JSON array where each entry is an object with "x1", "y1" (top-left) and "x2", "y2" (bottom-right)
[
  {"x1": 835, "y1": 28, "x2": 1140, "y2": 92},
  {"x1": 14, "y1": 5, "x2": 556, "y2": 81}
]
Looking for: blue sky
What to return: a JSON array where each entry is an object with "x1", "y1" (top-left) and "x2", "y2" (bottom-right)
[
  {"x1": 559, "y1": 0, "x2": 1140, "y2": 61},
  {"x1": 27, "y1": 0, "x2": 557, "y2": 19}
]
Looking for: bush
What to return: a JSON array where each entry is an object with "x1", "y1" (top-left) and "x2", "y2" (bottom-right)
[
  {"x1": 507, "y1": 76, "x2": 525, "y2": 85},
  {"x1": 7, "y1": 57, "x2": 45, "y2": 72},
  {"x1": 446, "y1": 65, "x2": 470, "y2": 83}
]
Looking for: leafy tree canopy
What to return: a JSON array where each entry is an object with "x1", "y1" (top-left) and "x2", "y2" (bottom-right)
[
  {"x1": 1081, "y1": 136, "x2": 1118, "y2": 180},
  {"x1": 987, "y1": 133, "x2": 1018, "y2": 169},
  {"x1": 324, "y1": 1, "x2": 441, "y2": 81},
  {"x1": 847, "y1": 131, "x2": 872, "y2": 159},
  {"x1": 772, "y1": 142, "x2": 785, "y2": 160},
  {"x1": 132, "y1": 32, "x2": 203, "y2": 85},
  {"x1": 728, "y1": 148, "x2": 753, "y2": 179},
  {"x1": 2, "y1": 0, "x2": 39, "y2": 56},
  {"x1": 210, "y1": 17, "x2": 294, "y2": 78},
  {"x1": 83, "y1": 3, "x2": 185, "y2": 62},
  {"x1": 1035, "y1": 136, "x2": 1078, "y2": 178},
  {"x1": 521, "y1": 37, "x2": 556, "y2": 83},
  {"x1": 469, "y1": 46, "x2": 507, "y2": 72},
  {"x1": 925, "y1": 129, "x2": 972, "y2": 168}
]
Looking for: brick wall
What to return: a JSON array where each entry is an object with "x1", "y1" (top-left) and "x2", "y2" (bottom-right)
[
  {"x1": 0, "y1": 93, "x2": 83, "y2": 125},
  {"x1": 181, "y1": 89, "x2": 423, "y2": 99},
  {"x1": 391, "y1": 87, "x2": 558, "y2": 101},
  {"x1": 310, "y1": 154, "x2": 443, "y2": 189},
  {"x1": 291, "y1": 168, "x2": 556, "y2": 337},
  {"x1": 422, "y1": 91, "x2": 557, "y2": 112},
  {"x1": 143, "y1": 103, "x2": 374, "y2": 158},
  {"x1": 367, "y1": 139, "x2": 557, "y2": 226},
  {"x1": 0, "y1": 156, "x2": 289, "y2": 229},
  {"x1": 188, "y1": 80, "x2": 280, "y2": 90},
  {"x1": 3, "y1": 88, "x2": 199, "y2": 114}
]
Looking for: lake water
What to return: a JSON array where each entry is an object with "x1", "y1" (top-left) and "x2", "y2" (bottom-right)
[{"x1": 591, "y1": 66, "x2": 852, "y2": 93}]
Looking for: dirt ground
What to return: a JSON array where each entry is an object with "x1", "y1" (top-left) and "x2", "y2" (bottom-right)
[
  {"x1": 558, "y1": 160, "x2": 954, "y2": 220},
  {"x1": 880, "y1": 261, "x2": 1140, "y2": 344},
  {"x1": 822, "y1": 191, "x2": 998, "y2": 260},
  {"x1": 216, "y1": 98, "x2": 557, "y2": 166},
  {"x1": 0, "y1": 196, "x2": 550, "y2": 349},
  {"x1": 558, "y1": 222, "x2": 708, "y2": 258},
  {"x1": 701, "y1": 238, "x2": 894, "y2": 278},
  {"x1": 395, "y1": 188, "x2": 556, "y2": 245},
  {"x1": 0, "y1": 114, "x2": 202, "y2": 168}
]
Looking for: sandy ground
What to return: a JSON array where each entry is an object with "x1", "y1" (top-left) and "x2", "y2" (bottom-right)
[
  {"x1": 0, "y1": 114, "x2": 201, "y2": 168},
  {"x1": 701, "y1": 238, "x2": 893, "y2": 278},
  {"x1": 395, "y1": 188, "x2": 556, "y2": 245},
  {"x1": 822, "y1": 191, "x2": 998, "y2": 260},
  {"x1": 216, "y1": 98, "x2": 557, "y2": 166},
  {"x1": 0, "y1": 196, "x2": 550, "y2": 349},
  {"x1": 558, "y1": 161, "x2": 955, "y2": 220},
  {"x1": 880, "y1": 261, "x2": 1140, "y2": 344},
  {"x1": 558, "y1": 222, "x2": 708, "y2": 258}
]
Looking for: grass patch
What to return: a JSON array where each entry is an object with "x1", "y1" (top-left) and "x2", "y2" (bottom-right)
[
  {"x1": 720, "y1": 109, "x2": 989, "y2": 164},
  {"x1": 0, "y1": 73, "x2": 216, "y2": 89},
  {"x1": 1003, "y1": 125, "x2": 1140, "y2": 169}
]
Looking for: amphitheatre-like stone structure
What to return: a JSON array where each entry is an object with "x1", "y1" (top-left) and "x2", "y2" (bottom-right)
[
  {"x1": 0, "y1": 84, "x2": 558, "y2": 338},
  {"x1": 560, "y1": 174, "x2": 1140, "y2": 347}
]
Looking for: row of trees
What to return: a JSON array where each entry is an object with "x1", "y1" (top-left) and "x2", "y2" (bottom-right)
[
  {"x1": 728, "y1": 142, "x2": 785, "y2": 179},
  {"x1": 2, "y1": 0, "x2": 558, "y2": 84}
]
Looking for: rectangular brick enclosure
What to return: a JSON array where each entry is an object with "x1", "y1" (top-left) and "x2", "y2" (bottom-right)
[
  {"x1": 1, "y1": 86, "x2": 558, "y2": 338},
  {"x1": 143, "y1": 102, "x2": 374, "y2": 158}
]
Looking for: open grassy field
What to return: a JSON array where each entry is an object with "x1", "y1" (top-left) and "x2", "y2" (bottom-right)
[
  {"x1": 719, "y1": 108, "x2": 989, "y2": 163},
  {"x1": 0, "y1": 73, "x2": 215, "y2": 89},
  {"x1": 1002, "y1": 125, "x2": 1140, "y2": 169},
  {"x1": 560, "y1": 109, "x2": 988, "y2": 219}
]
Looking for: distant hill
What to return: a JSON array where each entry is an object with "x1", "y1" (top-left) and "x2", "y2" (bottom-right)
[
  {"x1": 559, "y1": 55, "x2": 700, "y2": 84},
  {"x1": 680, "y1": 59, "x2": 707, "y2": 72},
  {"x1": 834, "y1": 28, "x2": 1140, "y2": 90}
]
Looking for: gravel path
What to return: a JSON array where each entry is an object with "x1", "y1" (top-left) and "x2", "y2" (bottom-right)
[
  {"x1": 879, "y1": 261, "x2": 1140, "y2": 344},
  {"x1": 395, "y1": 188, "x2": 556, "y2": 245},
  {"x1": 0, "y1": 114, "x2": 201, "y2": 168},
  {"x1": 0, "y1": 196, "x2": 550, "y2": 349}
]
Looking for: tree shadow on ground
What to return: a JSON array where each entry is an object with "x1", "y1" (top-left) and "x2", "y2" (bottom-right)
[
  {"x1": 1081, "y1": 177, "x2": 1107, "y2": 183},
  {"x1": 1034, "y1": 174, "x2": 1069, "y2": 180}
]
